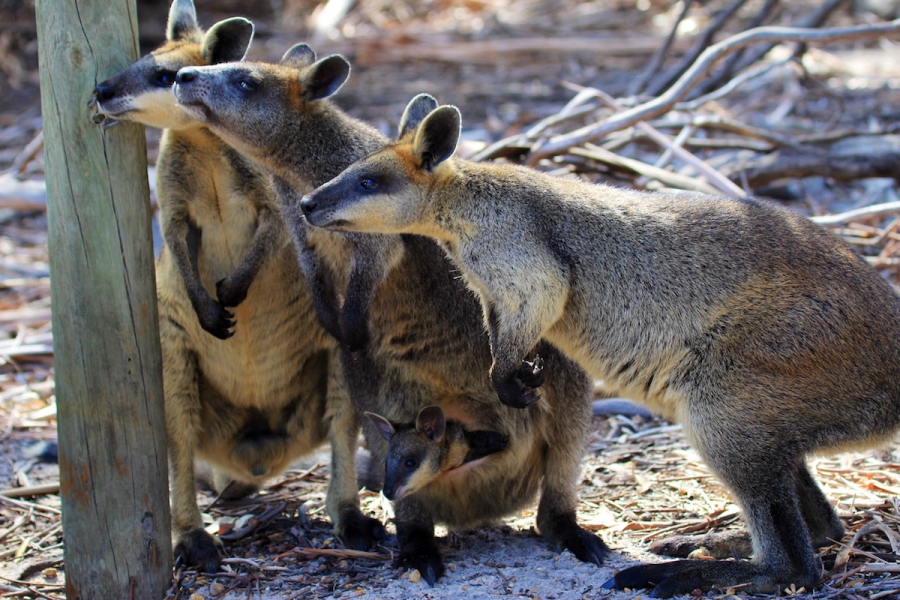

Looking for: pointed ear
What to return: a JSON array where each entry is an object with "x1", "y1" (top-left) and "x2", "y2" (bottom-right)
[
  {"x1": 398, "y1": 93, "x2": 438, "y2": 139},
  {"x1": 365, "y1": 412, "x2": 395, "y2": 442},
  {"x1": 281, "y1": 43, "x2": 317, "y2": 69},
  {"x1": 415, "y1": 406, "x2": 446, "y2": 443},
  {"x1": 201, "y1": 18, "x2": 254, "y2": 64},
  {"x1": 413, "y1": 106, "x2": 461, "y2": 172},
  {"x1": 301, "y1": 55, "x2": 350, "y2": 100},
  {"x1": 166, "y1": 0, "x2": 199, "y2": 41}
]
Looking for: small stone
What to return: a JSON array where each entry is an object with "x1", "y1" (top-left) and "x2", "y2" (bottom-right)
[
  {"x1": 408, "y1": 569, "x2": 421, "y2": 583},
  {"x1": 189, "y1": 594, "x2": 204, "y2": 600},
  {"x1": 209, "y1": 583, "x2": 225, "y2": 595},
  {"x1": 41, "y1": 568, "x2": 57, "y2": 580}
]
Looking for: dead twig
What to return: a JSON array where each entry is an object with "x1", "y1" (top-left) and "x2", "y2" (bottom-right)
[
  {"x1": 629, "y1": 0, "x2": 697, "y2": 97},
  {"x1": 645, "y1": 0, "x2": 754, "y2": 97},
  {"x1": 514, "y1": 19, "x2": 900, "y2": 165}
]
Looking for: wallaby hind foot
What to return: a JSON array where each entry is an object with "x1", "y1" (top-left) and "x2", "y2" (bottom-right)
[
  {"x1": 174, "y1": 527, "x2": 223, "y2": 574},
  {"x1": 335, "y1": 506, "x2": 388, "y2": 550}
]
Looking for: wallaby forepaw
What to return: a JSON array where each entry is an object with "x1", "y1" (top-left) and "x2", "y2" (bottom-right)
[
  {"x1": 174, "y1": 528, "x2": 224, "y2": 573},
  {"x1": 198, "y1": 299, "x2": 236, "y2": 339},
  {"x1": 518, "y1": 355, "x2": 545, "y2": 388},
  {"x1": 338, "y1": 512, "x2": 388, "y2": 550},
  {"x1": 215, "y1": 277, "x2": 249, "y2": 309},
  {"x1": 494, "y1": 371, "x2": 541, "y2": 408}
]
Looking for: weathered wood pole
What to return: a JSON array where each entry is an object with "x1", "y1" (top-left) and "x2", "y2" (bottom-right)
[{"x1": 35, "y1": 1, "x2": 172, "y2": 598}]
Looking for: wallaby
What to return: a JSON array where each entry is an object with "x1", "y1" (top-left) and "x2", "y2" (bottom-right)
[
  {"x1": 90, "y1": 0, "x2": 383, "y2": 572},
  {"x1": 366, "y1": 406, "x2": 509, "y2": 502},
  {"x1": 171, "y1": 48, "x2": 607, "y2": 584},
  {"x1": 300, "y1": 95, "x2": 900, "y2": 597}
]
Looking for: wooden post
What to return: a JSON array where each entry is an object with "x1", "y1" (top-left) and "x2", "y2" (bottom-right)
[{"x1": 35, "y1": 1, "x2": 172, "y2": 598}]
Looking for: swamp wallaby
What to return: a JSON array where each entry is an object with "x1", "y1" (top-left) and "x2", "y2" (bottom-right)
[
  {"x1": 90, "y1": 0, "x2": 382, "y2": 572},
  {"x1": 300, "y1": 94, "x2": 900, "y2": 596},
  {"x1": 172, "y1": 48, "x2": 606, "y2": 583}
]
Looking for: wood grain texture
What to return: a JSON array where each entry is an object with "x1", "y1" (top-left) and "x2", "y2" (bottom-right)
[{"x1": 35, "y1": 0, "x2": 172, "y2": 598}]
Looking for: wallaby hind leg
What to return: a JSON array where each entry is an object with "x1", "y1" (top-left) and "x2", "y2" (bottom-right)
[
  {"x1": 795, "y1": 461, "x2": 844, "y2": 547},
  {"x1": 162, "y1": 313, "x2": 223, "y2": 573},
  {"x1": 605, "y1": 397, "x2": 822, "y2": 597},
  {"x1": 323, "y1": 354, "x2": 387, "y2": 549},
  {"x1": 536, "y1": 349, "x2": 609, "y2": 564},
  {"x1": 649, "y1": 460, "x2": 841, "y2": 561}
]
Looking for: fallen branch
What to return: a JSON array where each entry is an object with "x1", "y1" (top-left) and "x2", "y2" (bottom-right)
[
  {"x1": 0, "y1": 483, "x2": 60, "y2": 499},
  {"x1": 811, "y1": 201, "x2": 900, "y2": 226},
  {"x1": 722, "y1": 134, "x2": 900, "y2": 187},
  {"x1": 518, "y1": 19, "x2": 900, "y2": 165}
]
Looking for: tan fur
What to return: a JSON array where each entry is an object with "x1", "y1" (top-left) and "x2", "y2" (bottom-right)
[
  {"x1": 302, "y1": 98, "x2": 900, "y2": 595},
  {"x1": 91, "y1": 1, "x2": 374, "y2": 572},
  {"x1": 172, "y1": 51, "x2": 606, "y2": 583}
]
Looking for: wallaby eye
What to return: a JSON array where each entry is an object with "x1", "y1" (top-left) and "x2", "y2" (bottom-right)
[
  {"x1": 238, "y1": 79, "x2": 255, "y2": 92},
  {"x1": 360, "y1": 178, "x2": 378, "y2": 191},
  {"x1": 155, "y1": 70, "x2": 177, "y2": 87},
  {"x1": 404, "y1": 457, "x2": 418, "y2": 469}
]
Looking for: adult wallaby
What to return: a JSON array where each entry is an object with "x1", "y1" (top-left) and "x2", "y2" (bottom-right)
[
  {"x1": 299, "y1": 94, "x2": 900, "y2": 597},
  {"x1": 90, "y1": 0, "x2": 382, "y2": 572},
  {"x1": 171, "y1": 48, "x2": 606, "y2": 584}
]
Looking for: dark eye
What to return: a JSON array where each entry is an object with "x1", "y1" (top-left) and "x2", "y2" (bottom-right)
[
  {"x1": 155, "y1": 70, "x2": 177, "y2": 87},
  {"x1": 360, "y1": 178, "x2": 378, "y2": 191},
  {"x1": 404, "y1": 457, "x2": 418, "y2": 469},
  {"x1": 236, "y1": 79, "x2": 256, "y2": 92}
]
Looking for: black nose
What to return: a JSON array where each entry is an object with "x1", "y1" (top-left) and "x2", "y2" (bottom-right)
[
  {"x1": 382, "y1": 484, "x2": 394, "y2": 501},
  {"x1": 300, "y1": 197, "x2": 318, "y2": 215},
  {"x1": 93, "y1": 83, "x2": 116, "y2": 102},
  {"x1": 176, "y1": 69, "x2": 197, "y2": 84}
]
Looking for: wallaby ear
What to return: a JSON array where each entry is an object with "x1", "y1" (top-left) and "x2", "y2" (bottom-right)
[
  {"x1": 365, "y1": 412, "x2": 395, "y2": 442},
  {"x1": 398, "y1": 93, "x2": 439, "y2": 139},
  {"x1": 415, "y1": 406, "x2": 446, "y2": 443},
  {"x1": 413, "y1": 106, "x2": 461, "y2": 172},
  {"x1": 166, "y1": 0, "x2": 200, "y2": 41},
  {"x1": 281, "y1": 43, "x2": 317, "y2": 69},
  {"x1": 302, "y1": 55, "x2": 350, "y2": 100},
  {"x1": 201, "y1": 18, "x2": 254, "y2": 64}
]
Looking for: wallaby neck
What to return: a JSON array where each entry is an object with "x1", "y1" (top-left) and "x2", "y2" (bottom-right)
[{"x1": 263, "y1": 101, "x2": 386, "y2": 192}]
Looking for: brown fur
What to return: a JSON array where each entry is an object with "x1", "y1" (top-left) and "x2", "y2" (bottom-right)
[
  {"x1": 91, "y1": 0, "x2": 379, "y2": 572},
  {"x1": 172, "y1": 48, "x2": 606, "y2": 583},
  {"x1": 301, "y1": 97, "x2": 900, "y2": 596}
]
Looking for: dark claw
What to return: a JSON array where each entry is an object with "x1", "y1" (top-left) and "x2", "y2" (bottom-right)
[{"x1": 174, "y1": 528, "x2": 223, "y2": 573}]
